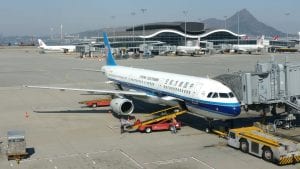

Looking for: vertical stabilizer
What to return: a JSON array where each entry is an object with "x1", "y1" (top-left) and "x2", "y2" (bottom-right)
[
  {"x1": 103, "y1": 32, "x2": 117, "y2": 66},
  {"x1": 38, "y1": 39, "x2": 47, "y2": 47}
]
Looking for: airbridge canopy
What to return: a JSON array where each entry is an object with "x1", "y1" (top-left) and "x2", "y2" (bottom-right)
[{"x1": 214, "y1": 61, "x2": 300, "y2": 107}]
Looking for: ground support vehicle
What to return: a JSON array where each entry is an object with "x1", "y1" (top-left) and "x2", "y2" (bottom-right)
[
  {"x1": 6, "y1": 130, "x2": 28, "y2": 163},
  {"x1": 227, "y1": 126, "x2": 300, "y2": 165},
  {"x1": 124, "y1": 106, "x2": 187, "y2": 133}
]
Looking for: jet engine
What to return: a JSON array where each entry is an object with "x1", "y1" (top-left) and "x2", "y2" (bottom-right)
[{"x1": 110, "y1": 98, "x2": 134, "y2": 115}]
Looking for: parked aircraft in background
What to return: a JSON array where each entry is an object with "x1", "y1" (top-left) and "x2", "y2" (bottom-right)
[
  {"x1": 38, "y1": 39, "x2": 76, "y2": 53},
  {"x1": 231, "y1": 35, "x2": 265, "y2": 54},
  {"x1": 27, "y1": 33, "x2": 241, "y2": 126},
  {"x1": 176, "y1": 37, "x2": 202, "y2": 56}
]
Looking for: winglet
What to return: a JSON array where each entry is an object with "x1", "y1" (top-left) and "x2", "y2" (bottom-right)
[{"x1": 103, "y1": 32, "x2": 117, "y2": 66}]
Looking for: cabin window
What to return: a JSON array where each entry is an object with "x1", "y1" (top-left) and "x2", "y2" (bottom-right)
[
  {"x1": 207, "y1": 92, "x2": 213, "y2": 98},
  {"x1": 212, "y1": 93, "x2": 218, "y2": 98},
  {"x1": 219, "y1": 93, "x2": 229, "y2": 98},
  {"x1": 229, "y1": 132, "x2": 235, "y2": 139},
  {"x1": 229, "y1": 92, "x2": 234, "y2": 98}
]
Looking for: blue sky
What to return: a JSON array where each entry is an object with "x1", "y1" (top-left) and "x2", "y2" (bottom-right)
[{"x1": 0, "y1": 0, "x2": 299, "y2": 36}]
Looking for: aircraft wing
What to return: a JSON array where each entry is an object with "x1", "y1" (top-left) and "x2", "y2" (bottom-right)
[
  {"x1": 72, "y1": 68, "x2": 104, "y2": 73},
  {"x1": 25, "y1": 85, "x2": 148, "y2": 96}
]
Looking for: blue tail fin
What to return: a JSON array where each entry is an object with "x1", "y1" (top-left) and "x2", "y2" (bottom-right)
[{"x1": 103, "y1": 32, "x2": 117, "y2": 66}]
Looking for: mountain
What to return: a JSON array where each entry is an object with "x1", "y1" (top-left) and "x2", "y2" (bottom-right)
[
  {"x1": 203, "y1": 9, "x2": 285, "y2": 36},
  {"x1": 77, "y1": 27, "x2": 128, "y2": 38}
]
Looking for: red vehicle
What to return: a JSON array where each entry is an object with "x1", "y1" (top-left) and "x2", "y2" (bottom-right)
[
  {"x1": 135, "y1": 119, "x2": 181, "y2": 133},
  {"x1": 79, "y1": 99, "x2": 111, "y2": 108}
]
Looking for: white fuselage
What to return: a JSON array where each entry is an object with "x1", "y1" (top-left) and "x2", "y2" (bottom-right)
[
  {"x1": 102, "y1": 65, "x2": 241, "y2": 120},
  {"x1": 176, "y1": 46, "x2": 201, "y2": 55},
  {"x1": 232, "y1": 44, "x2": 263, "y2": 52},
  {"x1": 40, "y1": 45, "x2": 76, "y2": 52}
]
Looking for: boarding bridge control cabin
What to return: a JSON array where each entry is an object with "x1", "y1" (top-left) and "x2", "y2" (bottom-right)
[{"x1": 215, "y1": 59, "x2": 300, "y2": 114}]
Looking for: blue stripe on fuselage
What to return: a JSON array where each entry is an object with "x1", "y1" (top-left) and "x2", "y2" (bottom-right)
[{"x1": 108, "y1": 78, "x2": 241, "y2": 117}]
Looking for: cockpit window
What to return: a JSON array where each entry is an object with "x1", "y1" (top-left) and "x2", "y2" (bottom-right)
[
  {"x1": 207, "y1": 92, "x2": 213, "y2": 98},
  {"x1": 229, "y1": 92, "x2": 234, "y2": 98},
  {"x1": 219, "y1": 93, "x2": 229, "y2": 98},
  {"x1": 212, "y1": 93, "x2": 218, "y2": 98}
]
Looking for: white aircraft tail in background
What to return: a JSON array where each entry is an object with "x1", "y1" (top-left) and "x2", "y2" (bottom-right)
[
  {"x1": 232, "y1": 35, "x2": 266, "y2": 54},
  {"x1": 37, "y1": 39, "x2": 76, "y2": 53}
]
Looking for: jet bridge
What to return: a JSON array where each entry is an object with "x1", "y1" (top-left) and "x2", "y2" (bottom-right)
[{"x1": 214, "y1": 59, "x2": 300, "y2": 115}]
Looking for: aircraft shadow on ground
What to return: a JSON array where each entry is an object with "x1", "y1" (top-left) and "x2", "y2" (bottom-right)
[
  {"x1": 178, "y1": 113, "x2": 300, "y2": 132},
  {"x1": 34, "y1": 97, "x2": 300, "y2": 132}
]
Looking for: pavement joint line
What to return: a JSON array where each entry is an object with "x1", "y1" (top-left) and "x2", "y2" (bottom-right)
[
  {"x1": 107, "y1": 125, "x2": 120, "y2": 129},
  {"x1": 143, "y1": 157, "x2": 189, "y2": 165},
  {"x1": 19, "y1": 150, "x2": 110, "y2": 163},
  {"x1": 190, "y1": 156, "x2": 215, "y2": 169},
  {"x1": 119, "y1": 149, "x2": 143, "y2": 169}
]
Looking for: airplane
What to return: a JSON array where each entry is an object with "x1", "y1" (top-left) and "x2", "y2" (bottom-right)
[
  {"x1": 176, "y1": 37, "x2": 202, "y2": 56},
  {"x1": 231, "y1": 35, "x2": 265, "y2": 54},
  {"x1": 27, "y1": 32, "x2": 241, "y2": 128},
  {"x1": 38, "y1": 39, "x2": 76, "y2": 53}
]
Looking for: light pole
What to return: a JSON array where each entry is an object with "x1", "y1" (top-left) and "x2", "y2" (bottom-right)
[
  {"x1": 237, "y1": 12, "x2": 240, "y2": 45},
  {"x1": 131, "y1": 12, "x2": 136, "y2": 43},
  {"x1": 298, "y1": 32, "x2": 300, "y2": 44},
  {"x1": 141, "y1": 8, "x2": 147, "y2": 45},
  {"x1": 224, "y1": 16, "x2": 227, "y2": 29},
  {"x1": 285, "y1": 12, "x2": 290, "y2": 42},
  {"x1": 60, "y1": 24, "x2": 63, "y2": 40},
  {"x1": 111, "y1": 16, "x2": 116, "y2": 42},
  {"x1": 183, "y1": 10, "x2": 188, "y2": 46}
]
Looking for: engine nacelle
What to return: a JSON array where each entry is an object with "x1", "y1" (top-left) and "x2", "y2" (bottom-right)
[{"x1": 110, "y1": 98, "x2": 134, "y2": 115}]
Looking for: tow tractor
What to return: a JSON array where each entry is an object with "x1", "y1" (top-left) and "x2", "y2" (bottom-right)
[
  {"x1": 124, "y1": 106, "x2": 187, "y2": 133},
  {"x1": 213, "y1": 126, "x2": 300, "y2": 165},
  {"x1": 79, "y1": 98, "x2": 111, "y2": 108}
]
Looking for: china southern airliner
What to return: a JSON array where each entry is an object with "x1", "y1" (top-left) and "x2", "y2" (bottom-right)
[{"x1": 27, "y1": 33, "x2": 241, "y2": 121}]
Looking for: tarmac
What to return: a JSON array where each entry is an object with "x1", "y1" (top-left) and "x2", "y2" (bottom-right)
[{"x1": 0, "y1": 47, "x2": 300, "y2": 169}]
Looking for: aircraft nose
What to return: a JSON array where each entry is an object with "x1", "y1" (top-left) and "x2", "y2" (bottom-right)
[{"x1": 232, "y1": 104, "x2": 241, "y2": 116}]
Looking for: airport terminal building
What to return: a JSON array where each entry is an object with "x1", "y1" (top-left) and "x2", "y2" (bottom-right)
[
  {"x1": 91, "y1": 21, "x2": 296, "y2": 54},
  {"x1": 96, "y1": 22, "x2": 246, "y2": 48}
]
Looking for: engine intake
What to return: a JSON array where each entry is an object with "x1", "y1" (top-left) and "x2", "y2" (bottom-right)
[{"x1": 110, "y1": 98, "x2": 134, "y2": 115}]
